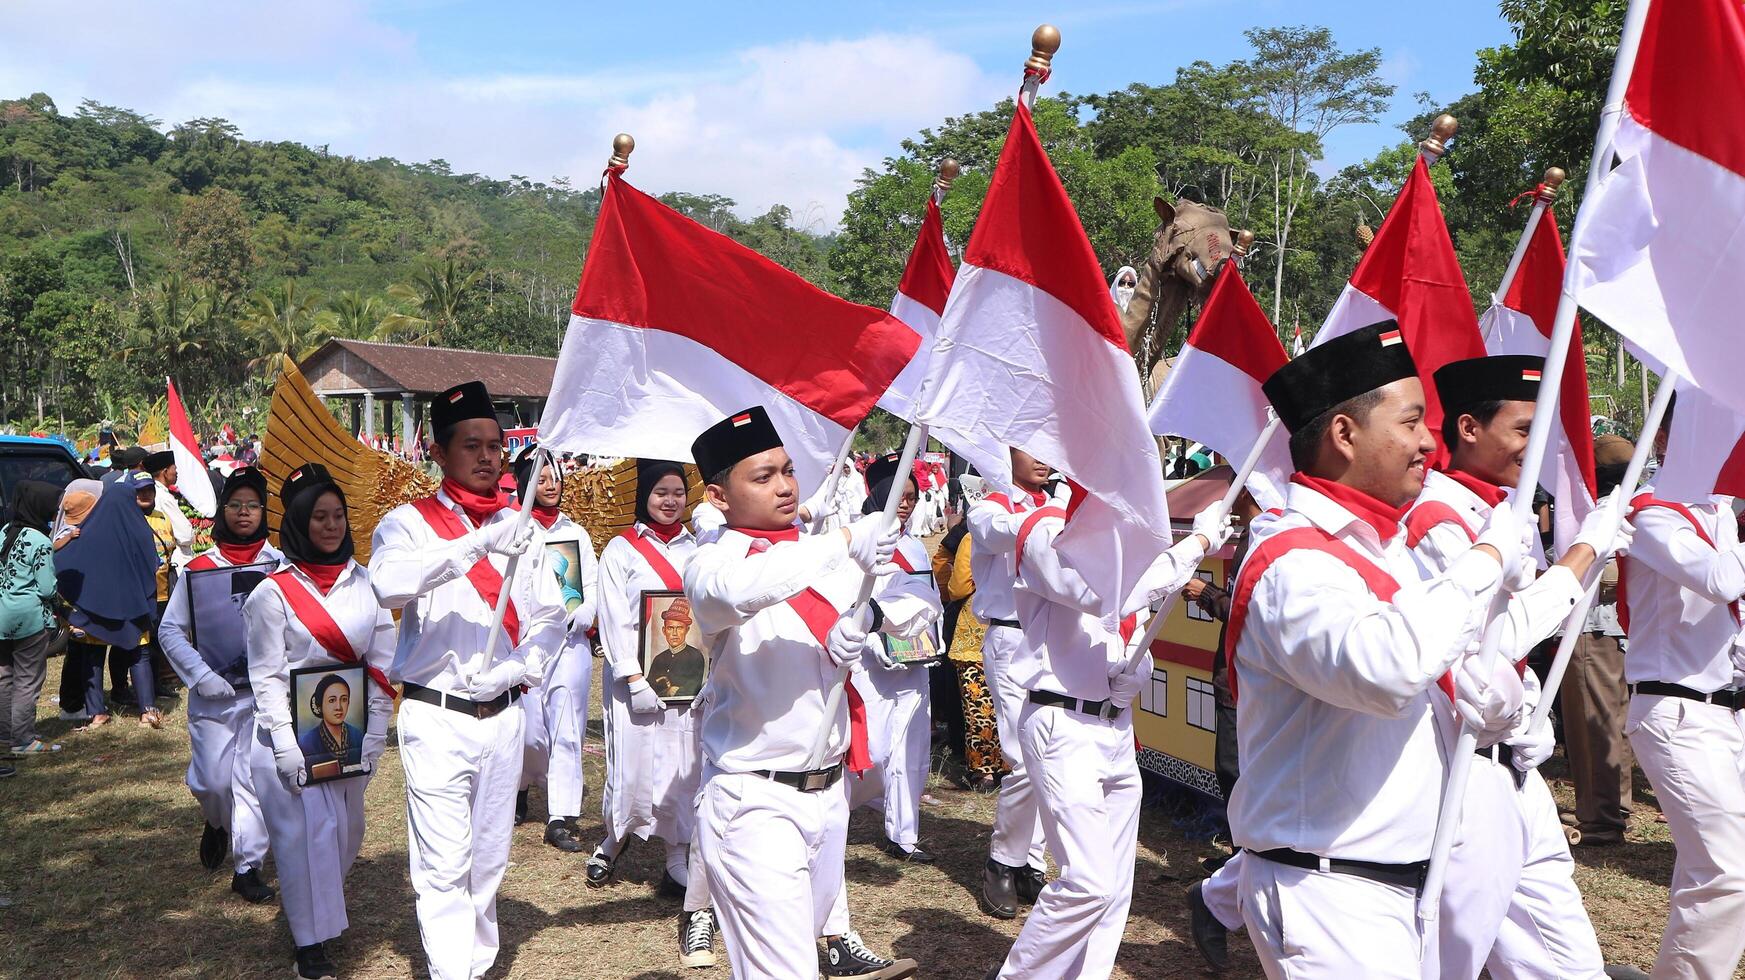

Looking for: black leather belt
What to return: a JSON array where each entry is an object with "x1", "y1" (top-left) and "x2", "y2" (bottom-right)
[
  {"x1": 1630, "y1": 681, "x2": 1745, "y2": 710},
  {"x1": 1474, "y1": 742, "x2": 1527, "y2": 788},
  {"x1": 1028, "y1": 688, "x2": 1122, "y2": 722},
  {"x1": 989, "y1": 618, "x2": 1022, "y2": 630},
  {"x1": 403, "y1": 681, "x2": 521, "y2": 720},
  {"x1": 750, "y1": 763, "x2": 844, "y2": 793},
  {"x1": 1249, "y1": 847, "x2": 1429, "y2": 892}
]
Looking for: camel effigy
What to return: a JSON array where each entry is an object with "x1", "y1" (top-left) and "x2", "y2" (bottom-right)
[{"x1": 1121, "y1": 197, "x2": 1250, "y2": 387}]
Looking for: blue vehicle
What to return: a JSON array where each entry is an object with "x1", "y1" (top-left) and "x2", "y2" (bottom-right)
[{"x1": 0, "y1": 433, "x2": 87, "y2": 512}]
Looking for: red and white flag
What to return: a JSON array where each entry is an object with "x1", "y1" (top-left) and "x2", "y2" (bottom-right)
[
  {"x1": 1653, "y1": 381, "x2": 1745, "y2": 503},
  {"x1": 1571, "y1": 0, "x2": 1745, "y2": 414},
  {"x1": 539, "y1": 169, "x2": 920, "y2": 491},
  {"x1": 1310, "y1": 155, "x2": 1487, "y2": 461},
  {"x1": 166, "y1": 377, "x2": 215, "y2": 517},
  {"x1": 1482, "y1": 208, "x2": 1598, "y2": 555},
  {"x1": 916, "y1": 100, "x2": 1170, "y2": 614},
  {"x1": 1291, "y1": 319, "x2": 1305, "y2": 358},
  {"x1": 1147, "y1": 265, "x2": 1291, "y2": 509},
  {"x1": 880, "y1": 195, "x2": 955, "y2": 421}
]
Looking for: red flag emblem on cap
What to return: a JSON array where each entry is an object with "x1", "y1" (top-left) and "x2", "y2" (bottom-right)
[
  {"x1": 1379, "y1": 329, "x2": 1404, "y2": 347},
  {"x1": 448, "y1": 390, "x2": 465, "y2": 403},
  {"x1": 1522, "y1": 369, "x2": 1542, "y2": 382},
  {"x1": 731, "y1": 413, "x2": 752, "y2": 426}
]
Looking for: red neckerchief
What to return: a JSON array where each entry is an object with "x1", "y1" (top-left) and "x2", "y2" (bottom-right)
[
  {"x1": 294, "y1": 561, "x2": 344, "y2": 596},
  {"x1": 1290, "y1": 472, "x2": 1408, "y2": 540},
  {"x1": 531, "y1": 505, "x2": 561, "y2": 529},
  {"x1": 1440, "y1": 467, "x2": 1509, "y2": 508},
  {"x1": 440, "y1": 478, "x2": 512, "y2": 527},
  {"x1": 410, "y1": 496, "x2": 522, "y2": 648},
  {"x1": 740, "y1": 527, "x2": 872, "y2": 775},
  {"x1": 217, "y1": 540, "x2": 266, "y2": 566},
  {"x1": 647, "y1": 521, "x2": 683, "y2": 543},
  {"x1": 270, "y1": 569, "x2": 397, "y2": 699}
]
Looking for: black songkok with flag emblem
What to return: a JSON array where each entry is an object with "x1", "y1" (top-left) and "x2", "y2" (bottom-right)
[
  {"x1": 861, "y1": 452, "x2": 904, "y2": 497},
  {"x1": 1432, "y1": 355, "x2": 1545, "y2": 422},
  {"x1": 1262, "y1": 320, "x2": 1419, "y2": 434},
  {"x1": 432, "y1": 381, "x2": 495, "y2": 439},
  {"x1": 692, "y1": 406, "x2": 783, "y2": 481}
]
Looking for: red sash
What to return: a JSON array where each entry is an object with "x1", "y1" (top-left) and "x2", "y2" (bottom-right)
[
  {"x1": 1015, "y1": 506, "x2": 1068, "y2": 565},
  {"x1": 1224, "y1": 526, "x2": 1456, "y2": 706},
  {"x1": 411, "y1": 496, "x2": 522, "y2": 649},
  {"x1": 1618, "y1": 493, "x2": 1740, "y2": 634},
  {"x1": 271, "y1": 571, "x2": 397, "y2": 699},
  {"x1": 1404, "y1": 501, "x2": 1476, "y2": 550},
  {"x1": 187, "y1": 553, "x2": 220, "y2": 573},
  {"x1": 618, "y1": 527, "x2": 683, "y2": 590}
]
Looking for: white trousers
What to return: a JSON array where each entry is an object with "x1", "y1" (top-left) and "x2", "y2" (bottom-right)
[
  {"x1": 1485, "y1": 770, "x2": 1605, "y2": 979},
  {"x1": 983, "y1": 625, "x2": 1047, "y2": 869},
  {"x1": 1240, "y1": 852, "x2": 1427, "y2": 980},
  {"x1": 187, "y1": 688, "x2": 269, "y2": 873},
  {"x1": 1202, "y1": 849, "x2": 1247, "y2": 931},
  {"x1": 1627, "y1": 693, "x2": 1745, "y2": 980},
  {"x1": 520, "y1": 640, "x2": 593, "y2": 819},
  {"x1": 1432, "y1": 757, "x2": 1529, "y2": 979},
  {"x1": 698, "y1": 769, "x2": 848, "y2": 979},
  {"x1": 847, "y1": 662, "x2": 932, "y2": 848},
  {"x1": 249, "y1": 726, "x2": 366, "y2": 947},
  {"x1": 398, "y1": 696, "x2": 525, "y2": 980},
  {"x1": 995, "y1": 702, "x2": 1141, "y2": 980}
]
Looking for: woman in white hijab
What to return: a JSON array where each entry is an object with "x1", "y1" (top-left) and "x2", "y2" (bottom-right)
[{"x1": 1110, "y1": 265, "x2": 1138, "y2": 314}]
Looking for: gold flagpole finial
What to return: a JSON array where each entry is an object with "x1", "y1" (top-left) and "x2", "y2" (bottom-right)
[
  {"x1": 1027, "y1": 25, "x2": 1061, "y2": 74},
  {"x1": 1538, "y1": 166, "x2": 1567, "y2": 203},
  {"x1": 1232, "y1": 229, "x2": 1255, "y2": 259},
  {"x1": 1420, "y1": 114, "x2": 1458, "y2": 162},
  {"x1": 609, "y1": 133, "x2": 635, "y2": 170},
  {"x1": 935, "y1": 159, "x2": 961, "y2": 195}
]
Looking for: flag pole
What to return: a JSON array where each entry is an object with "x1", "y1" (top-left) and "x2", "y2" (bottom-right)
[
  {"x1": 1483, "y1": 168, "x2": 1567, "y2": 340},
  {"x1": 1419, "y1": 0, "x2": 1652, "y2": 921}
]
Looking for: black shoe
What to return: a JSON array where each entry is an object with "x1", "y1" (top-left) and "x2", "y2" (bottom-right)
[
  {"x1": 1015, "y1": 865, "x2": 1046, "y2": 904},
  {"x1": 678, "y1": 907, "x2": 718, "y2": 968},
  {"x1": 821, "y1": 930, "x2": 918, "y2": 978},
  {"x1": 544, "y1": 820, "x2": 584, "y2": 853},
  {"x1": 1187, "y1": 881, "x2": 1230, "y2": 971},
  {"x1": 514, "y1": 789, "x2": 530, "y2": 825},
  {"x1": 878, "y1": 839, "x2": 935, "y2": 864},
  {"x1": 231, "y1": 868, "x2": 277, "y2": 904},
  {"x1": 294, "y1": 942, "x2": 337, "y2": 980},
  {"x1": 658, "y1": 870, "x2": 686, "y2": 901},
  {"x1": 980, "y1": 858, "x2": 1018, "y2": 919},
  {"x1": 585, "y1": 839, "x2": 628, "y2": 888},
  {"x1": 985, "y1": 968, "x2": 1004, "y2": 980},
  {"x1": 200, "y1": 822, "x2": 228, "y2": 870}
]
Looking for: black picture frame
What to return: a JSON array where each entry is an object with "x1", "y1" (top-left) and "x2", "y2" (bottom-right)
[
  {"x1": 186, "y1": 560, "x2": 277, "y2": 682},
  {"x1": 290, "y1": 662, "x2": 368, "y2": 784},
  {"x1": 637, "y1": 589, "x2": 708, "y2": 704}
]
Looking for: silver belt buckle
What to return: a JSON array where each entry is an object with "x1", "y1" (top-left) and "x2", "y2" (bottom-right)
[{"x1": 800, "y1": 769, "x2": 831, "y2": 792}]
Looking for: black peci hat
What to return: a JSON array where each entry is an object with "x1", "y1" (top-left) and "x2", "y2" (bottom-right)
[
  {"x1": 1262, "y1": 321, "x2": 1419, "y2": 434},
  {"x1": 281, "y1": 462, "x2": 340, "y2": 514},
  {"x1": 1432, "y1": 355, "x2": 1545, "y2": 422},
  {"x1": 861, "y1": 452, "x2": 905, "y2": 496},
  {"x1": 432, "y1": 381, "x2": 495, "y2": 438},
  {"x1": 142, "y1": 450, "x2": 176, "y2": 475},
  {"x1": 692, "y1": 406, "x2": 783, "y2": 481}
]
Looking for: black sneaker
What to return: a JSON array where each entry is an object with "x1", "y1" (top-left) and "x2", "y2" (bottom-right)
[
  {"x1": 821, "y1": 931, "x2": 917, "y2": 978},
  {"x1": 232, "y1": 868, "x2": 277, "y2": 904},
  {"x1": 1187, "y1": 881, "x2": 1229, "y2": 971},
  {"x1": 878, "y1": 839, "x2": 935, "y2": 864},
  {"x1": 514, "y1": 789, "x2": 530, "y2": 825},
  {"x1": 658, "y1": 870, "x2": 686, "y2": 901},
  {"x1": 200, "y1": 822, "x2": 228, "y2": 870},
  {"x1": 678, "y1": 907, "x2": 717, "y2": 968},
  {"x1": 585, "y1": 839, "x2": 628, "y2": 889},
  {"x1": 544, "y1": 820, "x2": 584, "y2": 853},
  {"x1": 1015, "y1": 864, "x2": 1046, "y2": 904},
  {"x1": 294, "y1": 942, "x2": 337, "y2": 980}
]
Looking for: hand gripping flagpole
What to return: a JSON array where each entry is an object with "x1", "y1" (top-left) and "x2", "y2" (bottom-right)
[{"x1": 1420, "y1": 0, "x2": 1653, "y2": 922}]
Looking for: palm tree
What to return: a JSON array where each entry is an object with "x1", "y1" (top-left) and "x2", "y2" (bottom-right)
[
  {"x1": 317, "y1": 290, "x2": 388, "y2": 339},
  {"x1": 374, "y1": 257, "x2": 480, "y2": 346},
  {"x1": 242, "y1": 279, "x2": 330, "y2": 371}
]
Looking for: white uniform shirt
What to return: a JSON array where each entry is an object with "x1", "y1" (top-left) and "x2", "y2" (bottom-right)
[
  {"x1": 527, "y1": 512, "x2": 600, "y2": 642},
  {"x1": 154, "y1": 479, "x2": 197, "y2": 566},
  {"x1": 684, "y1": 527, "x2": 864, "y2": 772},
  {"x1": 967, "y1": 490, "x2": 1044, "y2": 623},
  {"x1": 1621, "y1": 488, "x2": 1745, "y2": 691},
  {"x1": 1011, "y1": 511, "x2": 1203, "y2": 701},
  {"x1": 689, "y1": 500, "x2": 726, "y2": 536},
  {"x1": 1228, "y1": 479, "x2": 1506, "y2": 862},
  {"x1": 243, "y1": 560, "x2": 397, "y2": 736},
  {"x1": 598, "y1": 523, "x2": 699, "y2": 680},
  {"x1": 369, "y1": 490, "x2": 565, "y2": 692},
  {"x1": 868, "y1": 535, "x2": 944, "y2": 656},
  {"x1": 159, "y1": 542, "x2": 285, "y2": 686}
]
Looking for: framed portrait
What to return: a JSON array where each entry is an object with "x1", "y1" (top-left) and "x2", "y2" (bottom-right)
[
  {"x1": 544, "y1": 539, "x2": 585, "y2": 613},
  {"x1": 185, "y1": 561, "x2": 277, "y2": 684},
  {"x1": 290, "y1": 663, "x2": 369, "y2": 784},
  {"x1": 883, "y1": 625, "x2": 944, "y2": 668},
  {"x1": 637, "y1": 590, "x2": 708, "y2": 704}
]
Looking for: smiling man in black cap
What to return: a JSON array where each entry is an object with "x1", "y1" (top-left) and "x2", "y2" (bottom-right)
[{"x1": 368, "y1": 380, "x2": 565, "y2": 980}]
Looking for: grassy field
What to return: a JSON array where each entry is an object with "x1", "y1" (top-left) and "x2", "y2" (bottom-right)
[{"x1": 0, "y1": 654, "x2": 1725, "y2": 979}]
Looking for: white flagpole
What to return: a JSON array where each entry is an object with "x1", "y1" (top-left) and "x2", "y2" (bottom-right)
[
  {"x1": 1418, "y1": 0, "x2": 1653, "y2": 921},
  {"x1": 1483, "y1": 168, "x2": 1568, "y2": 341},
  {"x1": 807, "y1": 428, "x2": 859, "y2": 533},
  {"x1": 476, "y1": 450, "x2": 544, "y2": 675}
]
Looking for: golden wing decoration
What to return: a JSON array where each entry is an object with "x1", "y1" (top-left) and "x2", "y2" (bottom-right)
[
  {"x1": 259, "y1": 355, "x2": 436, "y2": 563},
  {"x1": 560, "y1": 458, "x2": 705, "y2": 556}
]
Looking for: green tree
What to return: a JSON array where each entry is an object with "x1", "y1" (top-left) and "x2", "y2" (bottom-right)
[
  {"x1": 175, "y1": 186, "x2": 254, "y2": 295},
  {"x1": 376, "y1": 258, "x2": 480, "y2": 345},
  {"x1": 242, "y1": 279, "x2": 328, "y2": 370},
  {"x1": 316, "y1": 289, "x2": 388, "y2": 339}
]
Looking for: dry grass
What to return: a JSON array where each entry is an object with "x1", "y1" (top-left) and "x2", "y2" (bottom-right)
[{"x1": 0, "y1": 656, "x2": 1731, "y2": 979}]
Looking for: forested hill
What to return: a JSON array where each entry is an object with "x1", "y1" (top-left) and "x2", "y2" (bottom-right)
[{"x1": 0, "y1": 93, "x2": 831, "y2": 432}]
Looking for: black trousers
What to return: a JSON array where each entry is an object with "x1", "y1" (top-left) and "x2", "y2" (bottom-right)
[{"x1": 1215, "y1": 701, "x2": 1239, "y2": 802}]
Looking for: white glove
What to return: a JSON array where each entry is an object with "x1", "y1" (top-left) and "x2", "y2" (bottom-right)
[
  {"x1": 1506, "y1": 715, "x2": 1555, "y2": 772},
  {"x1": 1452, "y1": 653, "x2": 1526, "y2": 747},
  {"x1": 193, "y1": 671, "x2": 235, "y2": 700},
  {"x1": 627, "y1": 678, "x2": 664, "y2": 714},
  {"x1": 1191, "y1": 501, "x2": 1235, "y2": 551},
  {"x1": 825, "y1": 610, "x2": 870, "y2": 668},
  {"x1": 361, "y1": 726, "x2": 387, "y2": 773},
  {"x1": 1049, "y1": 481, "x2": 1073, "y2": 508},
  {"x1": 1108, "y1": 651, "x2": 1151, "y2": 711},
  {"x1": 479, "y1": 518, "x2": 534, "y2": 558},
  {"x1": 1574, "y1": 490, "x2": 1634, "y2": 560},
  {"x1": 1475, "y1": 503, "x2": 1535, "y2": 591},
  {"x1": 465, "y1": 660, "x2": 526, "y2": 701},
  {"x1": 845, "y1": 514, "x2": 901, "y2": 574},
  {"x1": 269, "y1": 724, "x2": 305, "y2": 793},
  {"x1": 565, "y1": 605, "x2": 594, "y2": 635}
]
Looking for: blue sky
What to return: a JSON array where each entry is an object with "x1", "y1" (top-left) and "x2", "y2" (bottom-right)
[{"x1": 2, "y1": 1, "x2": 1514, "y2": 228}]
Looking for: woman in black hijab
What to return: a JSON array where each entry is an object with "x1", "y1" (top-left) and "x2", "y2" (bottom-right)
[{"x1": 1, "y1": 480, "x2": 64, "y2": 754}]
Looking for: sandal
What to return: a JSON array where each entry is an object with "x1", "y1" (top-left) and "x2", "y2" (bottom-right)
[
  {"x1": 12, "y1": 740, "x2": 61, "y2": 754},
  {"x1": 78, "y1": 714, "x2": 112, "y2": 731},
  {"x1": 141, "y1": 710, "x2": 164, "y2": 730}
]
